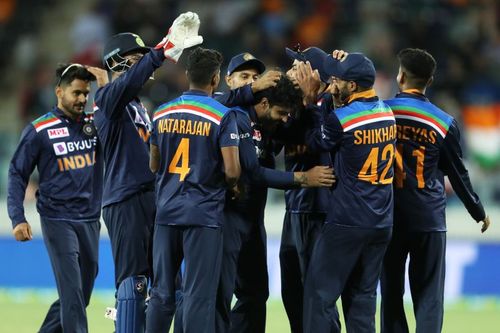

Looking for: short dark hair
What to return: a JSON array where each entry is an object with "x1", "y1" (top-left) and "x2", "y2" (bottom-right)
[
  {"x1": 254, "y1": 75, "x2": 303, "y2": 112},
  {"x1": 186, "y1": 47, "x2": 223, "y2": 86},
  {"x1": 56, "y1": 63, "x2": 96, "y2": 87},
  {"x1": 397, "y1": 48, "x2": 436, "y2": 89}
]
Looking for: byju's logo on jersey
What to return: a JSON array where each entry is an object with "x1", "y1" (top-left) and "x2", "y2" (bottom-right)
[
  {"x1": 47, "y1": 127, "x2": 69, "y2": 139},
  {"x1": 53, "y1": 142, "x2": 68, "y2": 156}
]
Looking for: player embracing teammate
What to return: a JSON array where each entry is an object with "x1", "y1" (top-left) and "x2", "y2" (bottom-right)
[{"x1": 7, "y1": 9, "x2": 493, "y2": 333}]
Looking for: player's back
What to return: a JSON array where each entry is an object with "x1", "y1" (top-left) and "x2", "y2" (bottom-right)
[
  {"x1": 386, "y1": 92, "x2": 454, "y2": 231},
  {"x1": 152, "y1": 90, "x2": 236, "y2": 227},
  {"x1": 328, "y1": 99, "x2": 396, "y2": 228}
]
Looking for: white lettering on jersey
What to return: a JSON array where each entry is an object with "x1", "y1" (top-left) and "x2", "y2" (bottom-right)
[
  {"x1": 66, "y1": 138, "x2": 97, "y2": 152},
  {"x1": 48, "y1": 127, "x2": 69, "y2": 139}
]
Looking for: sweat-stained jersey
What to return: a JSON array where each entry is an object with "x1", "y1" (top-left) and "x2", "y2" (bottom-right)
[
  {"x1": 306, "y1": 90, "x2": 396, "y2": 228},
  {"x1": 7, "y1": 107, "x2": 103, "y2": 227},
  {"x1": 151, "y1": 90, "x2": 240, "y2": 227},
  {"x1": 93, "y1": 49, "x2": 166, "y2": 207},
  {"x1": 386, "y1": 91, "x2": 486, "y2": 232}
]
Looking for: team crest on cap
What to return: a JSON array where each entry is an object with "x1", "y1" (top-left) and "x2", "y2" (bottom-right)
[
  {"x1": 135, "y1": 35, "x2": 145, "y2": 47},
  {"x1": 243, "y1": 53, "x2": 255, "y2": 61}
]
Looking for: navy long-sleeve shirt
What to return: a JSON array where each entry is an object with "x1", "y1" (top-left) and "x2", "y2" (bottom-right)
[
  {"x1": 279, "y1": 92, "x2": 333, "y2": 214},
  {"x1": 386, "y1": 92, "x2": 486, "y2": 232},
  {"x1": 93, "y1": 48, "x2": 166, "y2": 207},
  {"x1": 216, "y1": 89, "x2": 297, "y2": 217},
  {"x1": 306, "y1": 92, "x2": 396, "y2": 229},
  {"x1": 8, "y1": 108, "x2": 103, "y2": 227}
]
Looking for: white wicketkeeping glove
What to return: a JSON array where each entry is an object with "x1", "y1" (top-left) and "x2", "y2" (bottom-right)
[{"x1": 155, "y1": 11, "x2": 203, "y2": 63}]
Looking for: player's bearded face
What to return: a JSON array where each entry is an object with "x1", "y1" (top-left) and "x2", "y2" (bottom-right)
[
  {"x1": 58, "y1": 79, "x2": 90, "y2": 118},
  {"x1": 332, "y1": 79, "x2": 352, "y2": 105},
  {"x1": 262, "y1": 105, "x2": 290, "y2": 131}
]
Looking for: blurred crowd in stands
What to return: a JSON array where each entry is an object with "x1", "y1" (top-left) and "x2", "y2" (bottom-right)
[{"x1": 1, "y1": 0, "x2": 499, "y2": 203}]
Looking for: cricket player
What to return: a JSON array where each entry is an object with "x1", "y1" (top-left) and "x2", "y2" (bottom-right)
[
  {"x1": 380, "y1": 48, "x2": 491, "y2": 333},
  {"x1": 215, "y1": 53, "x2": 334, "y2": 333},
  {"x1": 93, "y1": 12, "x2": 203, "y2": 332},
  {"x1": 146, "y1": 47, "x2": 241, "y2": 333},
  {"x1": 298, "y1": 51, "x2": 395, "y2": 332},
  {"x1": 280, "y1": 45, "x2": 334, "y2": 333},
  {"x1": 8, "y1": 64, "x2": 100, "y2": 333}
]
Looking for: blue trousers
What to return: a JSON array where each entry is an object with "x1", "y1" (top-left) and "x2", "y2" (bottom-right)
[
  {"x1": 380, "y1": 231, "x2": 446, "y2": 333},
  {"x1": 39, "y1": 217, "x2": 100, "y2": 333},
  {"x1": 303, "y1": 224, "x2": 392, "y2": 333},
  {"x1": 103, "y1": 190, "x2": 155, "y2": 290},
  {"x1": 215, "y1": 207, "x2": 269, "y2": 333},
  {"x1": 146, "y1": 225, "x2": 222, "y2": 333},
  {"x1": 279, "y1": 211, "x2": 325, "y2": 333}
]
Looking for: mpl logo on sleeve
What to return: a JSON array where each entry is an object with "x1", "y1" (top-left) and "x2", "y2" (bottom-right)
[
  {"x1": 53, "y1": 142, "x2": 68, "y2": 156},
  {"x1": 47, "y1": 127, "x2": 69, "y2": 139}
]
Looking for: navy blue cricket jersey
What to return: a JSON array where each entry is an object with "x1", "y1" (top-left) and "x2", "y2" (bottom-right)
[
  {"x1": 227, "y1": 107, "x2": 295, "y2": 215},
  {"x1": 8, "y1": 107, "x2": 103, "y2": 227},
  {"x1": 306, "y1": 90, "x2": 396, "y2": 228},
  {"x1": 93, "y1": 49, "x2": 166, "y2": 207},
  {"x1": 215, "y1": 89, "x2": 293, "y2": 216},
  {"x1": 151, "y1": 90, "x2": 240, "y2": 227},
  {"x1": 386, "y1": 91, "x2": 485, "y2": 232},
  {"x1": 282, "y1": 92, "x2": 333, "y2": 214}
]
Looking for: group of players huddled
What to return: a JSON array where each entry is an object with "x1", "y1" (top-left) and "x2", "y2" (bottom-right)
[{"x1": 7, "y1": 11, "x2": 491, "y2": 333}]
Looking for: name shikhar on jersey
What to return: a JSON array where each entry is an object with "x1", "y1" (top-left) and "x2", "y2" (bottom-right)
[{"x1": 353, "y1": 124, "x2": 397, "y2": 145}]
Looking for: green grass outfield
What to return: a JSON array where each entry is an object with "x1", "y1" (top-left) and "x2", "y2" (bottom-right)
[{"x1": 1, "y1": 289, "x2": 499, "y2": 332}]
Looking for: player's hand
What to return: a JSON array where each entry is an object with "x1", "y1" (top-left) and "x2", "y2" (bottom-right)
[
  {"x1": 85, "y1": 66, "x2": 109, "y2": 87},
  {"x1": 326, "y1": 81, "x2": 343, "y2": 107},
  {"x1": 480, "y1": 215, "x2": 490, "y2": 233},
  {"x1": 331, "y1": 49, "x2": 349, "y2": 61},
  {"x1": 155, "y1": 11, "x2": 203, "y2": 63},
  {"x1": 13, "y1": 222, "x2": 33, "y2": 242},
  {"x1": 295, "y1": 61, "x2": 321, "y2": 105},
  {"x1": 251, "y1": 70, "x2": 281, "y2": 93},
  {"x1": 296, "y1": 166, "x2": 336, "y2": 188}
]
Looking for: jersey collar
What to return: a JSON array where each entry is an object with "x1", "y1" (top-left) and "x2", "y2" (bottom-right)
[
  {"x1": 346, "y1": 89, "x2": 378, "y2": 104},
  {"x1": 396, "y1": 89, "x2": 429, "y2": 101},
  {"x1": 183, "y1": 89, "x2": 209, "y2": 97}
]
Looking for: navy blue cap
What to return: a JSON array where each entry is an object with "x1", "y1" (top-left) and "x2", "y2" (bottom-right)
[
  {"x1": 227, "y1": 53, "x2": 266, "y2": 76},
  {"x1": 286, "y1": 46, "x2": 329, "y2": 83},
  {"x1": 322, "y1": 52, "x2": 376, "y2": 87}
]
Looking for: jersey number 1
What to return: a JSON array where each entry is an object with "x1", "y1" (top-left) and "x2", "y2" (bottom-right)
[
  {"x1": 395, "y1": 144, "x2": 425, "y2": 188},
  {"x1": 169, "y1": 138, "x2": 190, "y2": 181}
]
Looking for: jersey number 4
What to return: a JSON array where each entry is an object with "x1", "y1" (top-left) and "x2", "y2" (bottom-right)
[
  {"x1": 169, "y1": 138, "x2": 190, "y2": 181},
  {"x1": 358, "y1": 144, "x2": 395, "y2": 184}
]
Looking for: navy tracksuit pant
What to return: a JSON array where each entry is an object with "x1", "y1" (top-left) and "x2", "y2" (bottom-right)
[
  {"x1": 103, "y1": 189, "x2": 155, "y2": 289},
  {"x1": 215, "y1": 207, "x2": 269, "y2": 333},
  {"x1": 39, "y1": 217, "x2": 100, "y2": 333},
  {"x1": 146, "y1": 224, "x2": 223, "y2": 333},
  {"x1": 303, "y1": 223, "x2": 392, "y2": 333},
  {"x1": 279, "y1": 211, "x2": 324, "y2": 333},
  {"x1": 380, "y1": 231, "x2": 446, "y2": 333}
]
